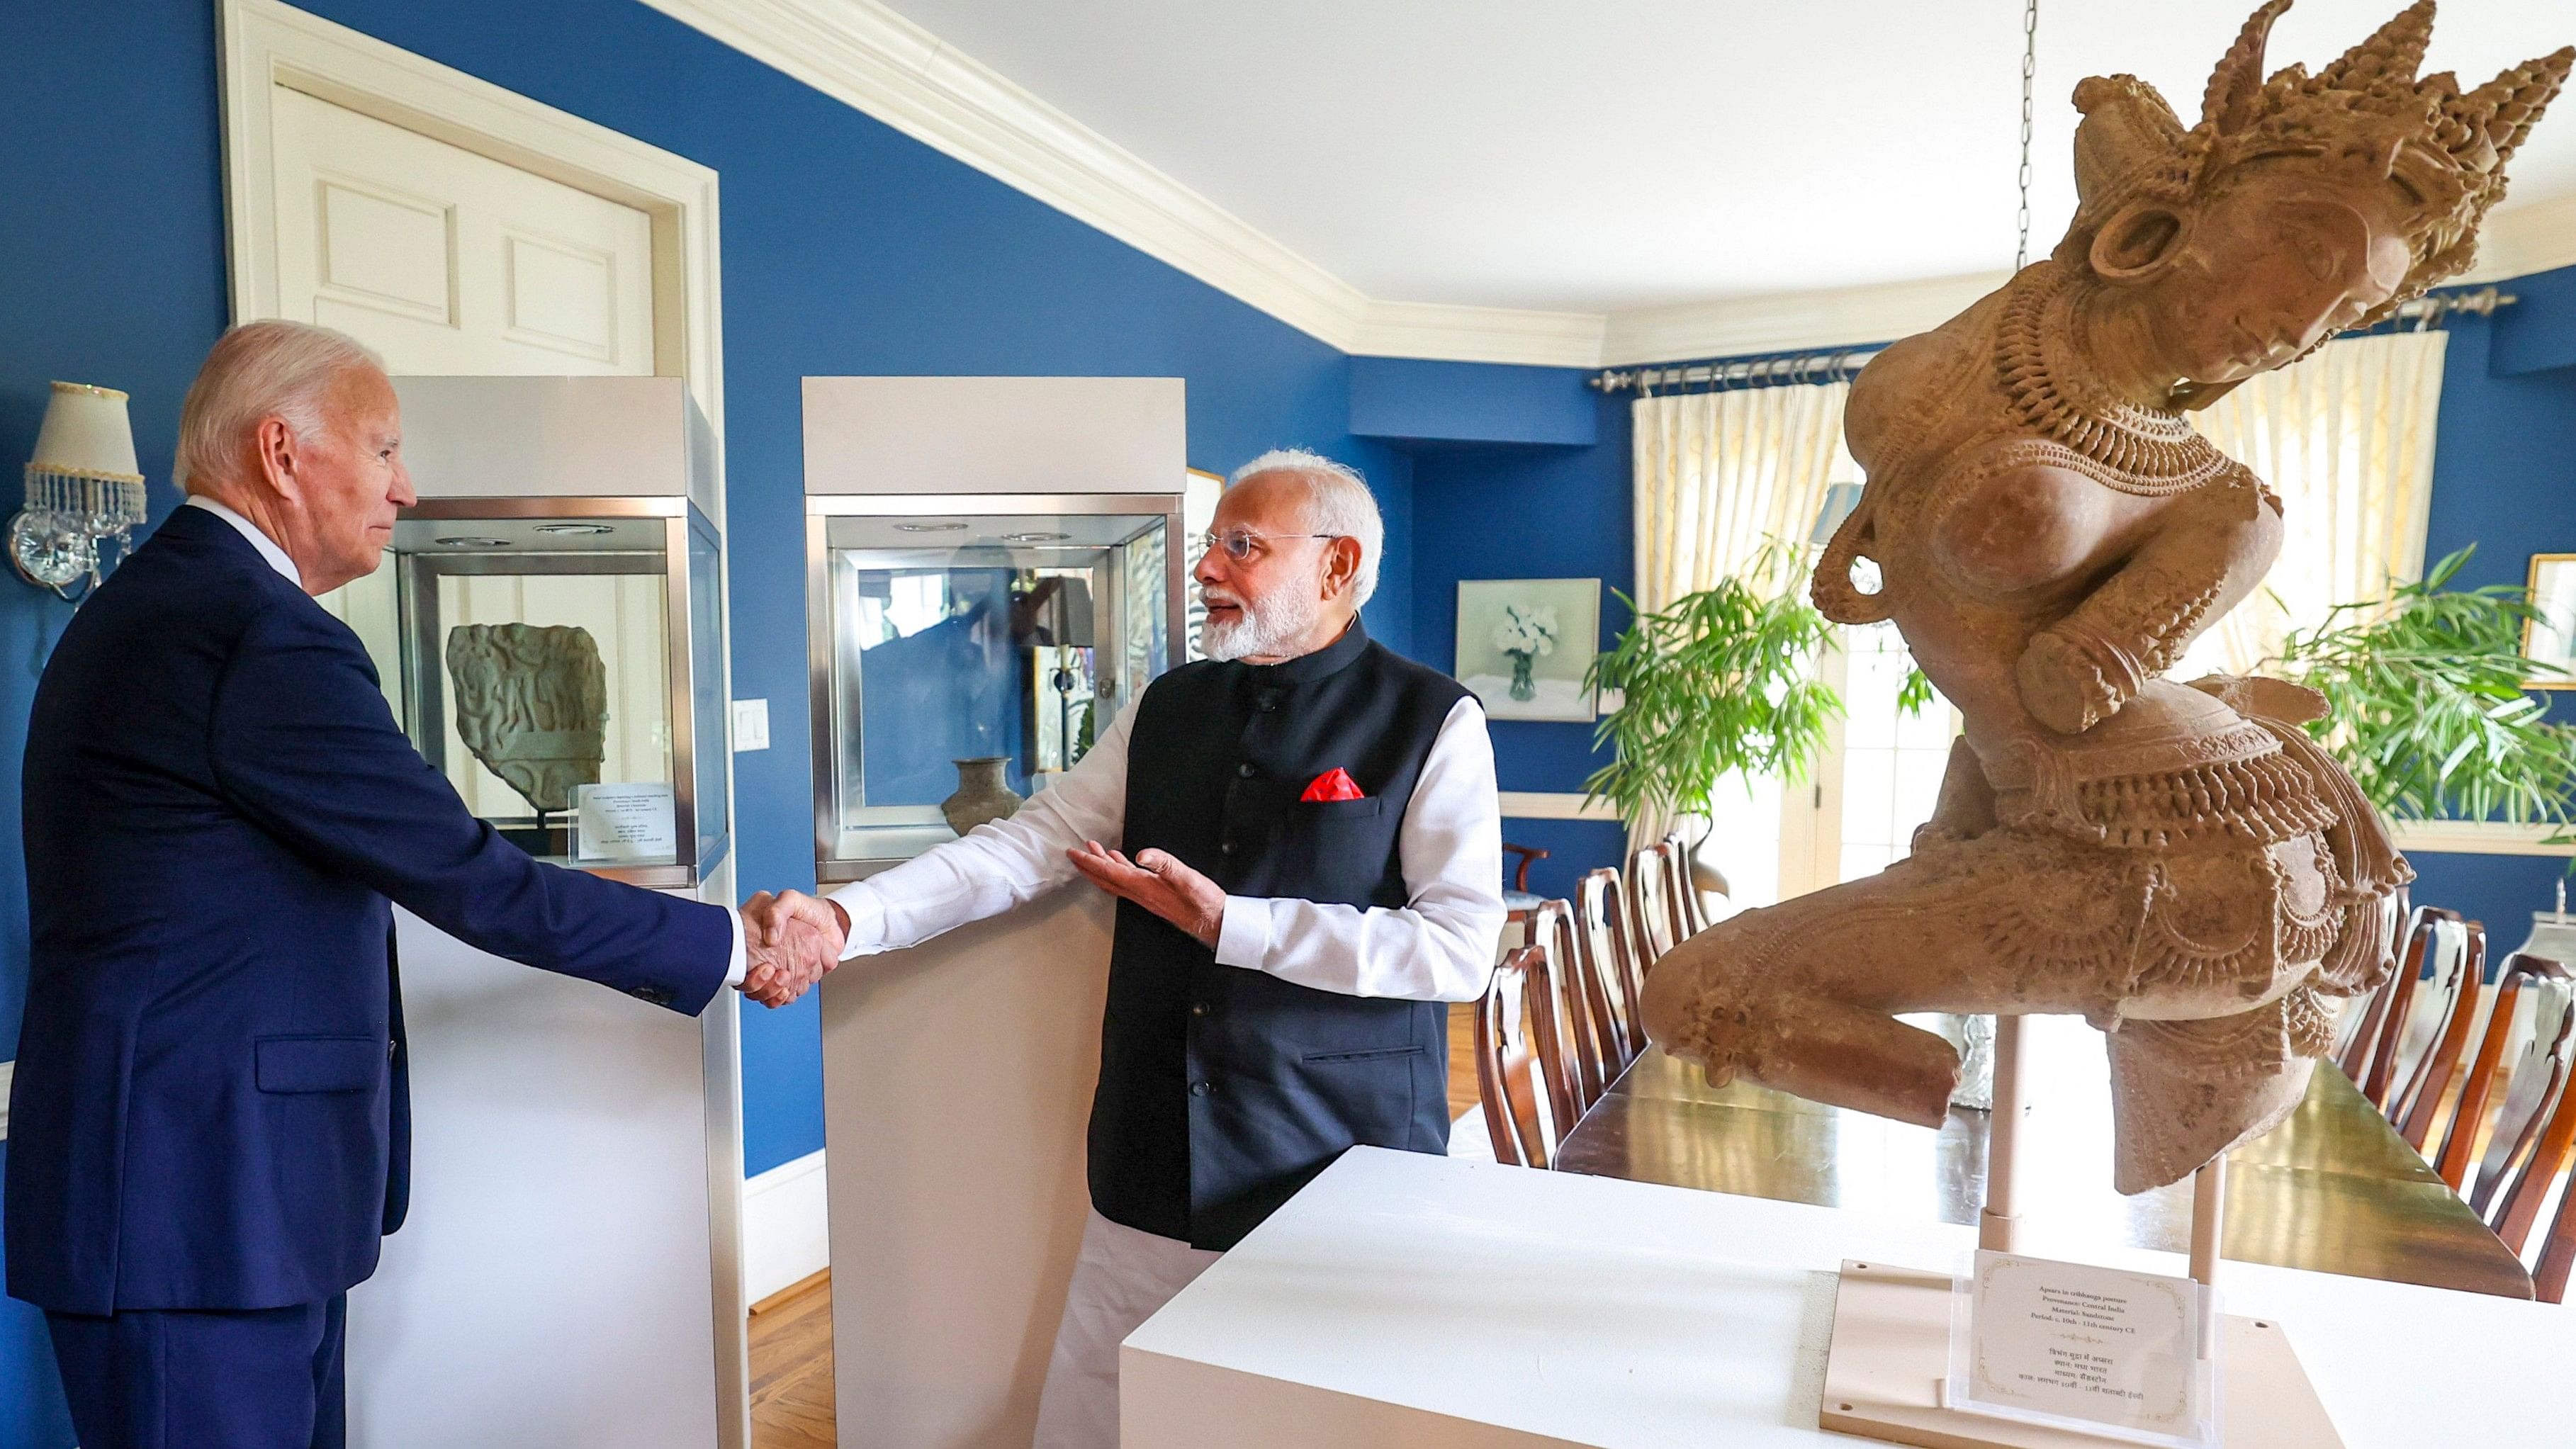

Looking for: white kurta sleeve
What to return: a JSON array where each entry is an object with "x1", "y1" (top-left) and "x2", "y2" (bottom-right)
[
  {"x1": 1210, "y1": 696, "x2": 1505, "y2": 1002},
  {"x1": 828, "y1": 697, "x2": 1135, "y2": 957}
]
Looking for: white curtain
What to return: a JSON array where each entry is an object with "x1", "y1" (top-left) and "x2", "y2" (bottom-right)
[
  {"x1": 2181, "y1": 329, "x2": 2448, "y2": 675},
  {"x1": 1627, "y1": 380, "x2": 1853, "y2": 864},
  {"x1": 1631, "y1": 381, "x2": 1852, "y2": 614}
]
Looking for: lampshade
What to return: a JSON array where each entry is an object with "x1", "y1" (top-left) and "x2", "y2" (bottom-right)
[{"x1": 30, "y1": 381, "x2": 140, "y2": 481}]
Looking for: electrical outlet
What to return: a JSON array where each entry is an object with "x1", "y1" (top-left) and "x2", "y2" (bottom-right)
[{"x1": 731, "y1": 699, "x2": 770, "y2": 752}]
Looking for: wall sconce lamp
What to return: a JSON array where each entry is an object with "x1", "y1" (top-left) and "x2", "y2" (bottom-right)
[{"x1": 13, "y1": 381, "x2": 148, "y2": 602}]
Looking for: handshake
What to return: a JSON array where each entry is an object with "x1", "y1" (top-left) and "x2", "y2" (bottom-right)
[{"x1": 735, "y1": 889, "x2": 850, "y2": 1008}]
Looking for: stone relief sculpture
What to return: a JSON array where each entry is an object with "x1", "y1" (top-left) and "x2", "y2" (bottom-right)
[
  {"x1": 1641, "y1": 1, "x2": 2569, "y2": 1194},
  {"x1": 446, "y1": 622, "x2": 610, "y2": 816}
]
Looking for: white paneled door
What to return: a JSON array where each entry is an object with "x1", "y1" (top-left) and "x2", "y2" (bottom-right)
[{"x1": 269, "y1": 86, "x2": 655, "y2": 377}]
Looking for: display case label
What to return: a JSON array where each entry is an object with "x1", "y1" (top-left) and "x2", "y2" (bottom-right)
[
  {"x1": 575, "y1": 782, "x2": 678, "y2": 864},
  {"x1": 1957, "y1": 1250, "x2": 2207, "y2": 1443}
]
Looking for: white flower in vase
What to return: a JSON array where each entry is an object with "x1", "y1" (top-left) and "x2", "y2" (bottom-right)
[{"x1": 1492, "y1": 604, "x2": 1560, "y2": 702}]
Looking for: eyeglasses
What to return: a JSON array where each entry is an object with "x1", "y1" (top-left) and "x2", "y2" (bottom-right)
[{"x1": 1197, "y1": 528, "x2": 1343, "y2": 561}]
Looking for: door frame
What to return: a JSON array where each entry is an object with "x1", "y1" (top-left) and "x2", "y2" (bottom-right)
[{"x1": 217, "y1": 0, "x2": 726, "y2": 495}]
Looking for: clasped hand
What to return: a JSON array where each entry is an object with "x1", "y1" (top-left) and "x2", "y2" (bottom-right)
[{"x1": 736, "y1": 889, "x2": 848, "y2": 1008}]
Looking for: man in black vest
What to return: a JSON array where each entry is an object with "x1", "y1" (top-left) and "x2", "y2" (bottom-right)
[{"x1": 776, "y1": 449, "x2": 1504, "y2": 1448}]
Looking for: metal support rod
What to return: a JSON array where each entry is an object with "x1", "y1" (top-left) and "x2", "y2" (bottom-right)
[
  {"x1": 2190, "y1": 1154, "x2": 2226, "y2": 1360},
  {"x1": 1979, "y1": 1014, "x2": 2035, "y2": 1253}
]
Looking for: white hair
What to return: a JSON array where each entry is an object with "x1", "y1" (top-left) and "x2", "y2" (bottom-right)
[
  {"x1": 174, "y1": 320, "x2": 385, "y2": 493},
  {"x1": 1225, "y1": 448, "x2": 1383, "y2": 607}
]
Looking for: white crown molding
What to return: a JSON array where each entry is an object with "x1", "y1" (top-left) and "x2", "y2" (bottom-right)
[
  {"x1": 1599, "y1": 271, "x2": 2011, "y2": 367},
  {"x1": 1348, "y1": 300, "x2": 1605, "y2": 367}
]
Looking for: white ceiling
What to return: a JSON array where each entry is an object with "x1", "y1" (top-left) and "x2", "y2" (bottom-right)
[{"x1": 879, "y1": 0, "x2": 2576, "y2": 316}]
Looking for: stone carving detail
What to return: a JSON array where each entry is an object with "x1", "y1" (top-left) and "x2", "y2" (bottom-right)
[
  {"x1": 446, "y1": 623, "x2": 609, "y2": 815},
  {"x1": 1641, "y1": 2, "x2": 2567, "y2": 1194}
]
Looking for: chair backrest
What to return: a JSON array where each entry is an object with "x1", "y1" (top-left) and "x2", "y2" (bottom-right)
[
  {"x1": 1574, "y1": 867, "x2": 1648, "y2": 1063},
  {"x1": 2448, "y1": 950, "x2": 2576, "y2": 1257},
  {"x1": 1475, "y1": 944, "x2": 1579, "y2": 1168},
  {"x1": 2392, "y1": 918, "x2": 2489, "y2": 1148},
  {"x1": 2361, "y1": 907, "x2": 2463, "y2": 1109},
  {"x1": 1529, "y1": 898, "x2": 1609, "y2": 1112},
  {"x1": 1626, "y1": 842, "x2": 1684, "y2": 964},
  {"x1": 2434, "y1": 953, "x2": 2576, "y2": 1197},
  {"x1": 2349, "y1": 901, "x2": 2421, "y2": 1081},
  {"x1": 1659, "y1": 828, "x2": 1710, "y2": 937},
  {"x1": 2536, "y1": 1141, "x2": 2576, "y2": 1304}
]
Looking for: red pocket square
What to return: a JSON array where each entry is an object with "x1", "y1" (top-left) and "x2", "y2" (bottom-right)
[{"x1": 1300, "y1": 767, "x2": 1365, "y2": 803}]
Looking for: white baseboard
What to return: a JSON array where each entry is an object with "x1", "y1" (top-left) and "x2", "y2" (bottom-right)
[{"x1": 743, "y1": 1147, "x2": 829, "y2": 1304}]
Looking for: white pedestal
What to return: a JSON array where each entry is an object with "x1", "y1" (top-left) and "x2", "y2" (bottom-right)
[
  {"x1": 1123, "y1": 1148, "x2": 2574, "y2": 1449},
  {"x1": 347, "y1": 883, "x2": 745, "y2": 1449},
  {"x1": 821, "y1": 888, "x2": 1113, "y2": 1448}
]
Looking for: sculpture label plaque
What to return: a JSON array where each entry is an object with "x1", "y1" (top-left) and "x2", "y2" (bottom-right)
[
  {"x1": 574, "y1": 782, "x2": 677, "y2": 864},
  {"x1": 1951, "y1": 1251, "x2": 2210, "y2": 1445}
]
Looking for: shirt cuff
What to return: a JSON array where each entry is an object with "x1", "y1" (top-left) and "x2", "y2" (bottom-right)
[
  {"x1": 1213, "y1": 894, "x2": 1271, "y2": 969},
  {"x1": 723, "y1": 906, "x2": 747, "y2": 988},
  {"x1": 826, "y1": 883, "x2": 882, "y2": 960}
]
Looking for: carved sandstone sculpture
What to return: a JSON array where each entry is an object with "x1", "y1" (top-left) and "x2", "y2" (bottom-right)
[
  {"x1": 1639, "y1": 1, "x2": 2568, "y2": 1194},
  {"x1": 447, "y1": 622, "x2": 610, "y2": 815}
]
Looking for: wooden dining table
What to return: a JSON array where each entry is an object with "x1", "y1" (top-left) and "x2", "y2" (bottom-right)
[{"x1": 1552, "y1": 1013, "x2": 2536, "y2": 1299}]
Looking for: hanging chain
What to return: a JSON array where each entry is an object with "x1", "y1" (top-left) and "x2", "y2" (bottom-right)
[{"x1": 2014, "y1": 0, "x2": 2040, "y2": 271}]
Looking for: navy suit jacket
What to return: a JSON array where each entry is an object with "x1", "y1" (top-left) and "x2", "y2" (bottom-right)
[{"x1": 6, "y1": 505, "x2": 733, "y2": 1315}]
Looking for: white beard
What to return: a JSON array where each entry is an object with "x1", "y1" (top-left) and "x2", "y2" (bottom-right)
[{"x1": 1200, "y1": 584, "x2": 1321, "y2": 662}]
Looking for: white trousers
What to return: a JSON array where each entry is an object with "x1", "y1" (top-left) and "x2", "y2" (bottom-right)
[{"x1": 1030, "y1": 1209, "x2": 1223, "y2": 1449}]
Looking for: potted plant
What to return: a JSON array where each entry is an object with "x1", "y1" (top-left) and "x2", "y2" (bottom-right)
[
  {"x1": 2267, "y1": 546, "x2": 2576, "y2": 841},
  {"x1": 1581, "y1": 554, "x2": 1843, "y2": 871}
]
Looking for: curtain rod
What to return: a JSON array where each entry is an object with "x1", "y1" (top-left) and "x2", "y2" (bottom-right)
[{"x1": 1590, "y1": 285, "x2": 2517, "y2": 395}]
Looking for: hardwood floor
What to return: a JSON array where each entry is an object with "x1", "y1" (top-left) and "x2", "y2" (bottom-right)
[
  {"x1": 1447, "y1": 1001, "x2": 1480, "y2": 1121},
  {"x1": 750, "y1": 1270, "x2": 836, "y2": 1449}
]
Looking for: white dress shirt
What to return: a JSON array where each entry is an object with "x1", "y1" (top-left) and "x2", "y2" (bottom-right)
[
  {"x1": 828, "y1": 691, "x2": 1507, "y2": 1003},
  {"x1": 186, "y1": 494, "x2": 748, "y2": 985}
]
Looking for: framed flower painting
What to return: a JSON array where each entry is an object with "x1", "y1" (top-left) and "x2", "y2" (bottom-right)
[{"x1": 1454, "y1": 578, "x2": 1600, "y2": 721}]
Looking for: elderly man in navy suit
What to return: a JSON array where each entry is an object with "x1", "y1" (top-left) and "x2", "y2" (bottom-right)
[{"x1": 6, "y1": 320, "x2": 841, "y2": 1449}]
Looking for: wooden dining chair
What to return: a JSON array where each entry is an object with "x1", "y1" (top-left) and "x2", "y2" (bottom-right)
[
  {"x1": 1475, "y1": 944, "x2": 1580, "y2": 1168},
  {"x1": 1626, "y1": 842, "x2": 1687, "y2": 966},
  {"x1": 2331, "y1": 893, "x2": 2412, "y2": 1074},
  {"x1": 1500, "y1": 840, "x2": 1551, "y2": 930},
  {"x1": 1658, "y1": 827, "x2": 1717, "y2": 936},
  {"x1": 2391, "y1": 918, "x2": 2490, "y2": 1149},
  {"x1": 2361, "y1": 908, "x2": 2473, "y2": 1112},
  {"x1": 2536, "y1": 1148, "x2": 2576, "y2": 1304},
  {"x1": 2434, "y1": 952, "x2": 2575, "y2": 1200},
  {"x1": 2482, "y1": 1025, "x2": 2576, "y2": 1266},
  {"x1": 1574, "y1": 866, "x2": 1649, "y2": 1065},
  {"x1": 1529, "y1": 897, "x2": 1610, "y2": 1113}
]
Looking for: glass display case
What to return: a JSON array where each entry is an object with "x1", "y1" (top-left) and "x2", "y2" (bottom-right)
[
  {"x1": 330, "y1": 496, "x2": 729, "y2": 888},
  {"x1": 808, "y1": 493, "x2": 1184, "y2": 880}
]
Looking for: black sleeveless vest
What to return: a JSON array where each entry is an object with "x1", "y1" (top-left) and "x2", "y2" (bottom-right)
[{"x1": 1090, "y1": 620, "x2": 1471, "y2": 1248}]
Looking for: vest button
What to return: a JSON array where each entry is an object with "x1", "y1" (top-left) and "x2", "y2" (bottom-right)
[
  {"x1": 1190, "y1": 1081, "x2": 1213, "y2": 1097},
  {"x1": 1235, "y1": 762, "x2": 1256, "y2": 778},
  {"x1": 1190, "y1": 1002, "x2": 1209, "y2": 1017},
  {"x1": 1220, "y1": 841, "x2": 1237, "y2": 856}
]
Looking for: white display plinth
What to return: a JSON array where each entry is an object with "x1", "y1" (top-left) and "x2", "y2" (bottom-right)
[
  {"x1": 1123, "y1": 1148, "x2": 2572, "y2": 1449},
  {"x1": 348, "y1": 887, "x2": 744, "y2": 1449},
  {"x1": 821, "y1": 888, "x2": 1113, "y2": 1448}
]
